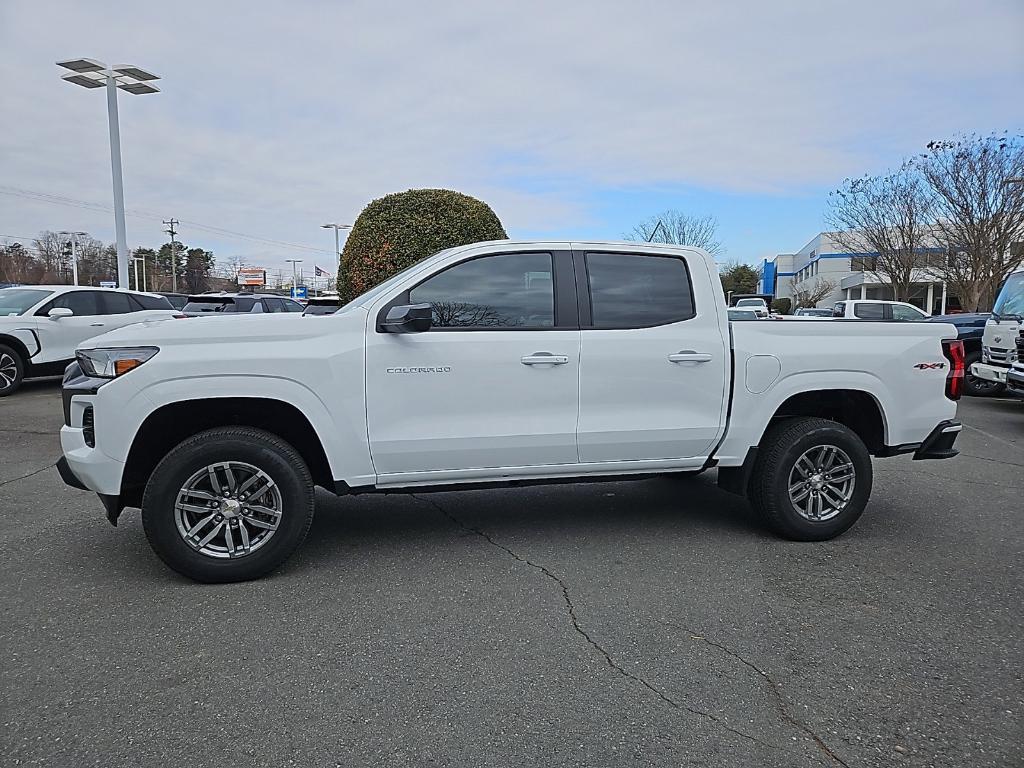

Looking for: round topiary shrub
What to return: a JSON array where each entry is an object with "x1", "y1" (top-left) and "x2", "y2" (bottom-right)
[{"x1": 338, "y1": 188, "x2": 508, "y2": 300}]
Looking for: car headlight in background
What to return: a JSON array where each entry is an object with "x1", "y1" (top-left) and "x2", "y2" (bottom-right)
[{"x1": 76, "y1": 347, "x2": 159, "y2": 378}]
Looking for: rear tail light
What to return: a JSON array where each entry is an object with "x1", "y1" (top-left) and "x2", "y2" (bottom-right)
[{"x1": 942, "y1": 339, "x2": 964, "y2": 401}]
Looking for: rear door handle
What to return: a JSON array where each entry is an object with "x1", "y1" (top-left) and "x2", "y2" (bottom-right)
[
  {"x1": 668, "y1": 350, "x2": 712, "y2": 363},
  {"x1": 521, "y1": 352, "x2": 570, "y2": 366}
]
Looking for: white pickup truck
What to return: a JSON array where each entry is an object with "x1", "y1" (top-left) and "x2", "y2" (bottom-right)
[{"x1": 57, "y1": 241, "x2": 965, "y2": 582}]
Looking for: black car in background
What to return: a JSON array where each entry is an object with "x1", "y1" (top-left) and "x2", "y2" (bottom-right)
[
  {"x1": 927, "y1": 313, "x2": 1002, "y2": 396},
  {"x1": 181, "y1": 293, "x2": 305, "y2": 316},
  {"x1": 157, "y1": 292, "x2": 189, "y2": 310},
  {"x1": 302, "y1": 297, "x2": 342, "y2": 315}
]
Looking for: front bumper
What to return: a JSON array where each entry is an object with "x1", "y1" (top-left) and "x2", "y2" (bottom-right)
[
  {"x1": 56, "y1": 457, "x2": 124, "y2": 525},
  {"x1": 58, "y1": 362, "x2": 127, "y2": 525},
  {"x1": 970, "y1": 362, "x2": 1007, "y2": 384},
  {"x1": 1008, "y1": 366, "x2": 1024, "y2": 394}
]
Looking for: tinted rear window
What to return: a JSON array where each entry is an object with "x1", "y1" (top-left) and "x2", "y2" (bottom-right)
[
  {"x1": 586, "y1": 252, "x2": 695, "y2": 328},
  {"x1": 853, "y1": 303, "x2": 885, "y2": 319},
  {"x1": 183, "y1": 300, "x2": 236, "y2": 313},
  {"x1": 133, "y1": 293, "x2": 174, "y2": 310},
  {"x1": 303, "y1": 303, "x2": 339, "y2": 315}
]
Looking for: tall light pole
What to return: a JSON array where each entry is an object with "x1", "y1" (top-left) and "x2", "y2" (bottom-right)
[
  {"x1": 285, "y1": 259, "x2": 303, "y2": 293},
  {"x1": 58, "y1": 231, "x2": 87, "y2": 286},
  {"x1": 57, "y1": 58, "x2": 160, "y2": 290},
  {"x1": 321, "y1": 223, "x2": 351, "y2": 284}
]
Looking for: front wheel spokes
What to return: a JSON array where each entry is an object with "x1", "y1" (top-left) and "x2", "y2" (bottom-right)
[
  {"x1": 195, "y1": 521, "x2": 225, "y2": 548},
  {"x1": 175, "y1": 461, "x2": 284, "y2": 559},
  {"x1": 185, "y1": 513, "x2": 218, "y2": 539}
]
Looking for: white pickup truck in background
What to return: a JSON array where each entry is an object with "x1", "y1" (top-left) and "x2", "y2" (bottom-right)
[
  {"x1": 57, "y1": 241, "x2": 965, "y2": 582},
  {"x1": 971, "y1": 267, "x2": 1023, "y2": 390}
]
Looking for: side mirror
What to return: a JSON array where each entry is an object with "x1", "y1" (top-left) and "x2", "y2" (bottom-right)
[
  {"x1": 381, "y1": 303, "x2": 432, "y2": 333},
  {"x1": 48, "y1": 307, "x2": 74, "y2": 320}
]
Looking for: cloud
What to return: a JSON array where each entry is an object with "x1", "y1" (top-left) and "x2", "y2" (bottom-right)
[{"x1": 1, "y1": 0, "x2": 1021, "y2": 271}]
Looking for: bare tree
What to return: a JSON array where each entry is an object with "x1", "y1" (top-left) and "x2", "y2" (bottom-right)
[
  {"x1": 826, "y1": 165, "x2": 936, "y2": 302},
  {"x1": 430, "y1": 301, "x2": 506, "y2": 327},
  {"x1": 33, "y1": 231, "x2": 71, "y2": 283},
  {"x1": 625, "y1": 210, "x2": 724, "y2": 257},
  {"x1": 915, "y1": 134, "x2": 1024, "y2": 312},
  {"x1": 789, "y1": 277, "x2": 838, "y2": 308}
]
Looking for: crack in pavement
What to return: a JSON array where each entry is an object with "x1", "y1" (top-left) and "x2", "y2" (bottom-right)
[
  {"x1": 957, "y1": 452, "x2": 1024, "y2": 469},
  {"x1": 0, "y1": 428, "x2": 58, "y2": 436},
  {"x1": 660, "y1": 620, "x2": 851, "y2": 768},
  {"x1": 963, "y1": 424, "x2": 1021, "y2": 453},
  {"x1": 0, "y1": 462, "x2": 57, "y2": 489},
  {"x1": 410, "y1": 493, "x2": 777, "y2": 753},
  {"x1": 876, "y1": 466, "x2": 1019, "y2": 490}
]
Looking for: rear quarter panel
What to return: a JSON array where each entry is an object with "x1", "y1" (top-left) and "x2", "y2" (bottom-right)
[{"x1": 717, "y1": 320, "x2": 958, "y2": 463}]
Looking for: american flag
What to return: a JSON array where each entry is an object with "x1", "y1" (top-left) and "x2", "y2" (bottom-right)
[{"x1": 314, "y1": 265, "x2": 329, "y2": 278}]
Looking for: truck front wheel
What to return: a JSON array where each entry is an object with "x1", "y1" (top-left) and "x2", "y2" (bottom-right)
[
  {"x1": 142, "y1": 427, "x2": 315, "y2": 582},
  {"x1": 749, "y1": 417, "x2": 872, "y2": 541}
]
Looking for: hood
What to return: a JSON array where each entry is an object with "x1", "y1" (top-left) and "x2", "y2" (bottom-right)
[{"x1": 79, "y1": 306, "x2": 368, "y2": 350}]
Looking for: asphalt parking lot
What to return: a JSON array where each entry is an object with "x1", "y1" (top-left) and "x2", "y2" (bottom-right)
[{"x1": 1, "y1": 381, "x2": 1021, "y2": 768}]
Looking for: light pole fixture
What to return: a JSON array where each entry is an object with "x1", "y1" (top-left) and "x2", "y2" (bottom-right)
[
  {"x1": 58, "y1": 230, "x2": 88, "y2": 286},
  {"x1": 321, "y1": 223, "x2": 351, "y2": 284},
  {"x1": 57, "y1": 58, "x2": 161, "y2": 290},
  {"x1": 285, "y1": 259, "x2": 303, "y2": 291}
]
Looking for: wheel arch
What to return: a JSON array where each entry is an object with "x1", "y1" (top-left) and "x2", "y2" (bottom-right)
[
  {"x1": 0, "y1": 333, "x2": 32, "y2": 362},
  {"x1": 120, "y1": 397, "x2": 334, "y2": 507},
  {"x1": 718, "y1": 387, "x2": 887, "y2": 496},
  {"x1": 768, "y1": 388, "x2": 886, "y2": 455}
]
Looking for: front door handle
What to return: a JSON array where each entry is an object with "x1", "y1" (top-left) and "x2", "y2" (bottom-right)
[
  {"x1": 521, "y1": 352, "x2": 569, "y2": 366},
  {"x1": 668, "y1": 350, "x2": 712, "y2": 363},
  {"x1": 89, "y1": 323, "x2": 105, "y2": 327}
]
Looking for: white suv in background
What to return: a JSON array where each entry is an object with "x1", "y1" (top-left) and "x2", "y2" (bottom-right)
[
  {"x1": 0, "y1": 285, "x2": 178, "y2": 395},
  {"x1": 832, "y1": 300, "x2": 929, "y2": 321}
]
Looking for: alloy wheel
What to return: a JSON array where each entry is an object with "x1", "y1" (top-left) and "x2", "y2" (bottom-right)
[
  {"x1": 0, "y1": 352, "x2": 17, "y2": 389},
  {"x1": 787, "y1": 444, "x2": 856, "y2": 522},
  {"x1": 174, "y1": 461, "x2": 283, "y2": 559}
]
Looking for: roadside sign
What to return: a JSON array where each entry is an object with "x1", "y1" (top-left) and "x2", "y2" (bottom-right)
[
  {"x1": 237, "y1": 268, "x2": 266, "y2": 286},
  {"x1": 99, "y1": 281, "x2": 116, "y2": 288},
  {"x1": 291, "y1": 286, "x2": 308, "y2": 300}
]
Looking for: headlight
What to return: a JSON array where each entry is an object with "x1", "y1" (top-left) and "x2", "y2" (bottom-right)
[{"x1": 76, "y1": 347, "x2": 159, "y2": 378}]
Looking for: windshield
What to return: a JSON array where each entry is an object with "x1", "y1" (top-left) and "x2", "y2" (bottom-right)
[
  {"x1": 992, "y1": 272, "x2": 1024, "y2": 319},
  {"x1": 0, "y1": 288, "x2": 54, "y2": 316},
  {"x1": 735, "y1": 298, "x2": 764, "y2": 307}
]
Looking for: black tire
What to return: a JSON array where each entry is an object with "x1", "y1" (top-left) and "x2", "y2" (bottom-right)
[
  {"x1": 963, "y1": 350, "x2": 1005, "y2": 397},
  {"x1": 142, "y1": 427, "x2": 315, "y2": 582},
  {"x1": 749, "y1": 417, "x2": 873, "y2": 541},
  {"x1": 0, "y1": 344, "x2": 25, "y2": 397}
]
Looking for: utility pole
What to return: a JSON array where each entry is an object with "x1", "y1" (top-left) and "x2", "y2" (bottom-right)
[
  {"x1": 58, "y1": 230, "x2": 87, "y2": 286},
  {"x1": 163, "y1": 218, "x2": 179, "y2": 292}
]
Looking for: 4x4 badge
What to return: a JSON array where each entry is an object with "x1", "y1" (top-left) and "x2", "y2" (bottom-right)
[{"x1": 913, "y1": 362, "x2": 946, "y2": 370}]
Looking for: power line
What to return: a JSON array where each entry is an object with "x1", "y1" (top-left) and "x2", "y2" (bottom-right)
[{"x1": 0, "y1": 185, "x2": 333, "y2": 255}]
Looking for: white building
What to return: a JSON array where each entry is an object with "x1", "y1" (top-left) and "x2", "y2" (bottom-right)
[{"x1": 758, "y1": 232, "x2": 956, "y2": 314}]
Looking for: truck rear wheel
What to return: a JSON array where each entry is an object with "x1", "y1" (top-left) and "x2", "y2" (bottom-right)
[
  {"x1": 0, "y1": 344, "x2": 25, "y2": 397},
  {"x1": 749, "y1": 417, "x2": 872, "y2": 541},
  {"x1": 142, "y1": 427, "x2": 315, "y2": 582}
]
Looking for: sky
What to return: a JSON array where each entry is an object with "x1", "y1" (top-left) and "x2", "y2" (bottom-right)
[{"x1": 1, "y1": 0, "x2": 1022, "y2": 278}]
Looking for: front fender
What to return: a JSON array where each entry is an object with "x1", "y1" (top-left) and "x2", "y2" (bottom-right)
[{"x1": 95, "y1": 372, "x2": 373, "y2": 487}]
